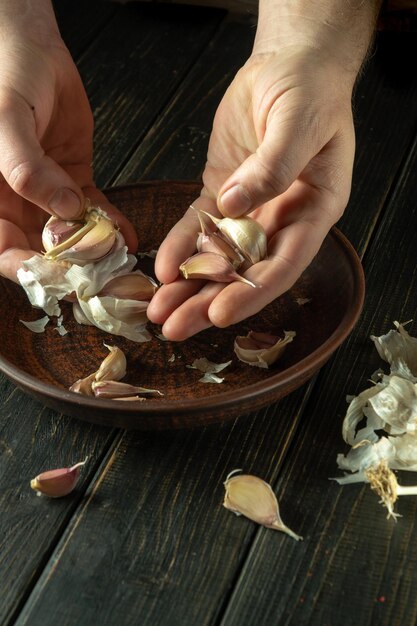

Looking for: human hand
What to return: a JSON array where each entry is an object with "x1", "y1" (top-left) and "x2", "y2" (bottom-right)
[
  {"x1": 0, "y1": 5, "x2": 137, "y2": 282},
  {"x1": 147, "y1": 46, "x2": 356, "y2": 340}
]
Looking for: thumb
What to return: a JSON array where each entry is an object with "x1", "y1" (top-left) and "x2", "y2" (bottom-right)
[
  {"x1": 217, "y1": 112, "x2": 323, "y2": 217},
  {"x1": 0, "y1": 94, "x2": 84, "y2": 219}
]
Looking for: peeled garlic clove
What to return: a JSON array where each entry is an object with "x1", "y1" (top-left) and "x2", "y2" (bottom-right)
[
  {"x1": 42, "y1": 216, "x2": 83, "y2": 252},
  {"x1": 197, "y1": 232, "x2": 244, "y2": 269},
  {"x1": 234, "y1": 330, "x2": 296, "y2": 368},
  {"x1": 30, "y1": 459, "x2": 87, "y2": 498},
  {"x1": 98, "y1": 271, "x2": 157, "y2": 301},
  {"x1": 223, "y1": 471, "x2": 302, "y2": 540},
  {"x1": 95, "y1": 344, "x2": 127, "y2": 382},
  {"x1": 92, "y1": 380, "x2": 163, "y2": 398},
  {"x1": 180, "y1": 252, "x2": 256, "y2": 288}
]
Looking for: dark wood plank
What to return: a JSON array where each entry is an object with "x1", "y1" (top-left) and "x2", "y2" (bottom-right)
[
  {"x1": 52, "y1": 0, "x2": 118, "y2": 59},
  {"x1": 116, "y1": 14, "x2": 256, "y2": 182},
  {"x1": 219, "y1": 95, "x2": 417, "y2": 626},
  {"x1": 76, "y1": 2, "x2": 225, "y2": 188}
]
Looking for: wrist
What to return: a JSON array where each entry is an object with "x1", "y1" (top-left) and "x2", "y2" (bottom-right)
[
  {"x1": 253, "y1": 0, "x2": 382, "y2": 80},
  {"x1": 0, "y1": 0, "x2": 62, "y2": 47}
]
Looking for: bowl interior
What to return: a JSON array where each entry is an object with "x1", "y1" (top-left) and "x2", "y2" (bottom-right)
[{"x1": 0, "y1": 182, "x2": 364, "y2": 428}]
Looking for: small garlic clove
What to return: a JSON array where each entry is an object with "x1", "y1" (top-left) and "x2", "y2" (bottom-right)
[
  {"x1": 95, "y1": 344, "x2": 127, "y2": 382},
  {"x1": 223, "y1": 471, "x2": 302, "y2": 540},
  {"x1": 69, "y1": 372, "x2": 97, "y2": 396},
  {"x1": 197, "y1": 232, "x2": 245, "y2": 269},
  {"x1": 234, "y1": 330, "x2": 296, "y2": 368},
  {"x1": 98, "y1": 271, "x2": 158, "y2": 301},
  {"x1": 92, "y1": 380, "x2": 163, "y2": 398},
  {"x1": 44, "y1": 212, "x2": 117, "y2": 265},
  {"x1": 30, "y1": 459, "x2": 87, "y2": 498},
  {"x1": 180, "y1": 252, "x2": 257, "y2": 288},
  {"x1": 216, "y1": 216, "x2": 267, "y2": 265},
  {"x1": 42, "y1": 216, "x2": 83, "y2": 252}
]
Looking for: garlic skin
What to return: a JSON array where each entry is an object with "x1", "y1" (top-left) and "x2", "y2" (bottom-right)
[
  {"x1": 30, "y1": 459, "x2": 87, "y2": 498},
  {"x1": 223, "y1": 471, "x2": 302, "y2": 540},
  {"x1": 180, "y1": 252, "x2": 256, "y2": 288},
  {"x1": 234, "y1": 330, "x2": 296, "y2": 368}
]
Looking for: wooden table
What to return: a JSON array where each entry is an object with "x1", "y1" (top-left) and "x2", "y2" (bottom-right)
[{"x1": 1, "y1": 2, "x2": 417, "y2": 625}]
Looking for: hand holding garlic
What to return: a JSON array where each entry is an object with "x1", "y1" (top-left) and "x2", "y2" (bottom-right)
[
  {"x1": 147, "y1": 1, "x2": 379, "y2": 341},
  {"x1": 0, "y1": 0, "x2": 137, "y2": 284}
]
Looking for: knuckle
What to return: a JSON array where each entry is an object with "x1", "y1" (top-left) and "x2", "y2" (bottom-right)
[{"x1": 6, "y1": 160, "x2": 39, "y2": 195}]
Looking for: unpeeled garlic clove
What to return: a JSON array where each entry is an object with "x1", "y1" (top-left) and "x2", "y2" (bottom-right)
[
  {"x1": 69, "y1": 344, "x2": 127, "y2": 396},
  {"x1": 92, "y1": 380, "x2": 163, "y2": 398},
  {"x1": 223, "y1": 471, "x2": 302, "y2": 540},
  {"x1": 98, "y1": 271, "x2": 157, "y2": 301},
  {"x1": 44, "y1": 211, "x2": 117, "y2": 265},
  {"x1": 30, "y1": 459, "x2": 87, "y2": 498},
  {"x1": 192, "y1": 208, "x2": 267, "y2": 265},
  {"x1": 234, "y1": 330, "x2": 296, "y2": 368},
  {"x1": 180, "y1": 252, "x2": 257, "y2": 288},
  {"x1": 42, "y1": 216, "x2": 83, "y2": 252},
  {"x1": 197, "y1": 232, "x2": 244, "y2": 269}
]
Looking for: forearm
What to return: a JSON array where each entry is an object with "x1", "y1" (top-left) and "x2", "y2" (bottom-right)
[
  {"x1": 254, "y1": 0, "x2": 382, "y2": 80},
  {"x1": 0, "y1": 0, "x2": 61, "y2": 44}
]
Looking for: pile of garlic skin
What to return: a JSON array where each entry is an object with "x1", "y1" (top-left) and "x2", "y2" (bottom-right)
[
  {"x1": 17, "y1": 203, "x2": 157, "y2": 342},
  {"x1": 334, "y1": 321, "x2": 417, "y2": 519}
]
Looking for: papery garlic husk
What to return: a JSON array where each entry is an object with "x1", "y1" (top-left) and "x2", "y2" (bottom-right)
[
  {"x1": 70, "y1": 344, "x2": 127, "y2": 395},
  {"x1": 43, "y1": 210, "x2": 117, "y2": 265},
  {"x1": 72, "y1": 302, "x2": 94, "y2": 326},
  {"x1": 98, "y1": 270, "x2": 158, "y2": 301},
  {"x1": 194, "y1": 208, "x2": 267, "y2": 265},
  {"x1": 223, "y1": 471, "x2": 302, "y2": 540},
  {"x1": 30, "y1": 458, "x2": 87, "y2": 498},
  {"x1": 196, "y1": 232, "x2": 245, "y2": 270},
  {"x1": 77, "y1": 295, "x2": 151, "y2": 342},
  {"x1": 180, "y1": 252, "x2": 256, "y2": 288},
  {"x1": 234, "y1": 330, "x2": 296, "y2": 368},
  {"x1": 92, "y1": 380, "x2": 163, "y2": 399}
]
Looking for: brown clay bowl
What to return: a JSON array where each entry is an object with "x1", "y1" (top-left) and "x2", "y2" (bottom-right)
[{"x1": 0, "y1": 181, "x2": 364, "y2": 430}]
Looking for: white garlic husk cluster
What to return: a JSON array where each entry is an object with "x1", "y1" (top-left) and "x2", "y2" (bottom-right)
[
  {"x1": 179, "y1": 206, "x2": 267, "y2": 287},
  {"x1": 333, "y1": 321, "x2": 417, "y2": 519},
  {"x1": 17, "y1": 202, "x2": 156, "y2": 342}
]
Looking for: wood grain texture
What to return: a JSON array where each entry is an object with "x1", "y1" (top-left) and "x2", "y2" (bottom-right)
[{"x1": 76, "y1": 2, "x2": 225, "y2": 188}]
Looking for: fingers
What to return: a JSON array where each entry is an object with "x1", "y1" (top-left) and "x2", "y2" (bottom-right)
[
  {"x1": 0, "y1": 91, "x2": 85, "y2": 220},
  {"x1": 217, "y1": 107, "x2": 329, "y2": 218},
  {"x1": 154, "y1": 194, "x2": 218, "y2": 284}
]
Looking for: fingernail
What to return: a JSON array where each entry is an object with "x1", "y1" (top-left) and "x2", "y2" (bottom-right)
[
  {"x1": 49, "y1": 188, "x2": 82, "y2": 219},
  {"x1": 219, "y1": 184, "x2": 252, "y2": 216}
]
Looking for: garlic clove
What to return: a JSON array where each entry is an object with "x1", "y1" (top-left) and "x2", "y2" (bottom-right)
[
  {"x1": 234, "y1": 330, "x2": 296, "y2": 368},
  {"x1": 98, "y1": 271, "x2": 158, "y2": 301},
  {"x1": 223, "y1": 471, "x2": 302, "y2": 540},
  {"x1": 72, "y1": 302, "x2": 94, "y2": 326},
  {"x1": 42, "y1": 216, "x2": 83, "y2": 252},
  {"x1": 95, "y1": 344, "x2": 127, "y2": 382},
  {"x1": 30, "y1": 459, "x2": 87, "y2": 498},
  {"x1": 69, "y1": 372, "x2": 97, "y2": 396},
  {"x1": 180, "y1": 252, "x2": 257, "y2": 288},
  {"x1": 44, "y1": 211, "x2": 117, "y2": 265},
  {"x1": 92, "y1": 380, "x2": 163, "y2": 398},
  {"x1": 216, "y1": 216, "x2": 267, "y2": 265},
  {"x1": 197, "y1": 232, "x2": 245, "y2": 269}
]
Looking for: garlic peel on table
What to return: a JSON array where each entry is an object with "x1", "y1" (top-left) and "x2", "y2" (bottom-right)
[{"x1": 334, "y1": 321, "x2": 417, "y2": 519}]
